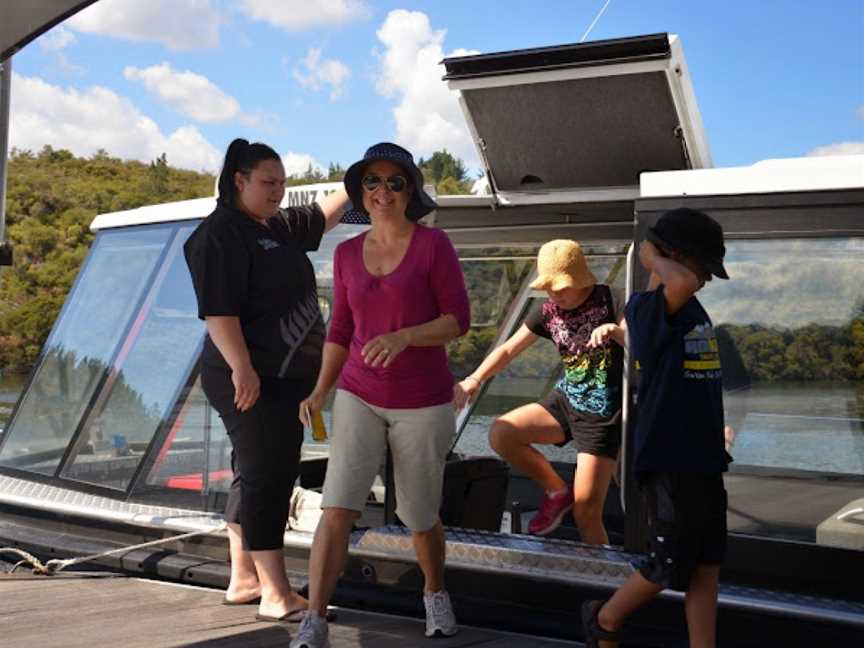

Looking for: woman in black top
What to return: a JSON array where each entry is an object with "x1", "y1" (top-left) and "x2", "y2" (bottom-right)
[{"x1": 184, "y1": 139, "x2": 348, "y2": 621}]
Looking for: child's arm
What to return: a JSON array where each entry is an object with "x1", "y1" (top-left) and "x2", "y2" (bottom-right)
[
  {"x1": 588, "y1": 317, "x2": 627, "y2": 348},
  {"x1": 639, "y1": 240, "x2": 701, "y2": 315},
  {"x1": 453, "y1": 324, "x2": 538, "y2": 410}
]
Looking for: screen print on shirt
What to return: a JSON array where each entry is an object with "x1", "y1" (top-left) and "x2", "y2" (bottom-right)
[
  {"x1": 277, "y1": 290, "x2": 325, "y2": 378},
  {"x1": 625, "y1": 288, "x2": 729, "y2": 474},
  {"x1": 526, "y1": 285, "x2": 622, "y2": 418}
]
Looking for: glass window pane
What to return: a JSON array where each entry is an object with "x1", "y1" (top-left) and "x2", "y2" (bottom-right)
[
  {"x1": 143, "y1": 224, "x2": 368, "y2": 502},
  {"x1": 0, "y1": 227, "x2": 172, "y2": 475},
  {"x1": 145, "y1": 377, "x2": 232, "y2": 498},
  {"x1": 60, "y1": 225, "x2": 206, "y2": 489},
  {"x1": 454, "y1": 249, "x2": 628, "y2": 460},
  {"x1": 304, "y1": 225, "x2": 369, "y2": 454},
  {"x1": 698, "y1": 237, "x2": 864, "y2": 547},
  {"x1": 448, "y1": 247, "x2": 538, "y2": 379},
  {"x1": 457, "y1": 296, "x2": 564, "y2": 460}
]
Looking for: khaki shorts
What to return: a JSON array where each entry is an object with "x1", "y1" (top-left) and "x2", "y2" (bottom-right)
[{"x1": 321, "y1": 389, "x2": 455, "y2": 532}]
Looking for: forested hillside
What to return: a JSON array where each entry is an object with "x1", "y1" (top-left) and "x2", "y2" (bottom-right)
[
  {"x1": 0, "y1": 147, "x2": 475, "y2": 374},
  {"x1": 0, "y1": 147, "x2": 215, "y2": 372}
]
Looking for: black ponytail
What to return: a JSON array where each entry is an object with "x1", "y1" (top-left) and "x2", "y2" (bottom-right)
[{"x1": 216, "y1": 138, "x2": 281, "y2": 207}]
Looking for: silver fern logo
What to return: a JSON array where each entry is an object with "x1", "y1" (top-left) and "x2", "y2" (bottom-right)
[
  {"x1": 277, "y1": 292, "x2": 323, "y2": 377},
  {"x1": 257, "y1": 238, "x2": 280, "y2": 250}
]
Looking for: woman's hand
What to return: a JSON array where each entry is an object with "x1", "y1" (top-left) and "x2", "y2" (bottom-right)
[
  {"x1": 588, "y1": 323, "x2": 619, "y2": 349},
  {"x1": 299, "y1": 390, "x2": 327, "y2": 427},
  {"x1": 232, "y1": 363, "x2": 260, "y2": 412},
  {"x1": 453, "y1": 376, "x2": 481, "y2": 411},
  {"x1": 361, "y1": 330, "x2": 410, "y2": 368}
]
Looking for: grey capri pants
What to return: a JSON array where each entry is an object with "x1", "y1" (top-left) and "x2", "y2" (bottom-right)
[{"x1": 321, "y1": 389, "x2": 455, "y2": 532}]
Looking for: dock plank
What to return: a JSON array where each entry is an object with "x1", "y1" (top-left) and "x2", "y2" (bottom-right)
[{"x1": 0, "y1": 572, "x2": 580, "y2": 647}]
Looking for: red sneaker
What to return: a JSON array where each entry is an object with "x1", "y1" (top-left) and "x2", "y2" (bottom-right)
[{"x1": 528, "y1": 487, "x2": 574, "y2": 535}]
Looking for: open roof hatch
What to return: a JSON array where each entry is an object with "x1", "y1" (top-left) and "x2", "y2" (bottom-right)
[
  {"x1": 1, "y1": 1, "x2": 98, "y2": 60},
  {"x1": 443, "y1": 33, "x2": 711, "y2": 206}
]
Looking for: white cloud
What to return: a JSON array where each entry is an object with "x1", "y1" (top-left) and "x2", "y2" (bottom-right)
[
  {"x1": 807, "y1": 141, "x2": 864, "y2": 156},
  {"x1": 10, "y1": 73, "x2": 222, "y2": 172},
  {"x1": 706, "y1": 241, "x2": 864, "y2": 327},
  {"x1": 36, "y1": 26, "x2": 84, "y2": 76},
  {"x1": 238, "y1": 0, "x2": 369, "y2": 30},
  {"x1": 38, "y1": 26, "x2": 77, "y2": 52},
  {"x1": 857, "y1": 105, "x2": 864, "y2": 120},
  {"x1": 292, "y1": 48, "x2": 351, "y2": 100},
  {"x1": 124, "y1": 62, "x2": 257, "y2": 125},
  {"x1": 68, "y1": 0, "x2": 221, "y2": 50},
  {"x1": 282, "y1": 152, "x2": 325, "y2": 177},
  {"x1": 374, "y1": 10, "x2": 479, "y2": 165}
]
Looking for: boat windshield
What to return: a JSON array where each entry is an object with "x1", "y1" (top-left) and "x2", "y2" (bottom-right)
[{"x1": 0, "y1": 224, "x2": 181, "y2": 480}]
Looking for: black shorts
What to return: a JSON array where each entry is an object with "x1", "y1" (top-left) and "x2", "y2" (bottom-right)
[
  {"x1": 634, "y1": 472, "x2": 728, "y2": 591},
  {"x1": 538, "y1": 389, "x2": 621, "y2": 459}
]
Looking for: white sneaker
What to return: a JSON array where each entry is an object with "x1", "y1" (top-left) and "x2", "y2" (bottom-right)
[
  {"x1": 289, "y1": 610, "x2": 330, "y2": 648},
  {"x1": 424, "y1": 590, "x2": 458, "y2": 637}
]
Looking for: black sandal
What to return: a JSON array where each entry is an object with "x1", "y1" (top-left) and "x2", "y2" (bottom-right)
[{"x1": 581, "y1": 600, "x2": 622, "y2": 647}]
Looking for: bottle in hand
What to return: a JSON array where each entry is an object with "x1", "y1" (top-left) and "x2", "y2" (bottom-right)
[{"x1": 304, "y1": 404, "x2": 327, "y2": 441}]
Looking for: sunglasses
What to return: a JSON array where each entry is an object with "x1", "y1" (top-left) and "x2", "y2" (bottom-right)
[{"x1": 362, "y1": 174, "x2": 409, "y2": 192}]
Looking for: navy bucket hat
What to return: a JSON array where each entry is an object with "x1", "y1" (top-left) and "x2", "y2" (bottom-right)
[
  {"x1": 342, "y1": 142, "x2": 437, "y2": 223},
  {"x1": 647, "y1": 207, "x2": 729, "y2": 279}
]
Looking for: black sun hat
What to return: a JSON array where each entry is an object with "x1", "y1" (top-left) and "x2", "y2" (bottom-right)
[
  {"x1": 342, "y1": 142, "x2": 437, "y2": 223},
  {"x1": 647, "y1": 207, "x2": 730, "y2": 279}
]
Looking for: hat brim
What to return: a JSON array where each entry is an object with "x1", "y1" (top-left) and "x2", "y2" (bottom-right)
[
  {"x1": 704, "y1": 258, "x2": 729, "y2": 280},
  {"x1": 343, "y1": 155, "x2": 436, "y2": 222},
  {"x1": 529, "y1": 272, "x2": 597, "y2": 291},
  {"x1": 646, "y1": 227, "x2": 674, "y2": 252}
]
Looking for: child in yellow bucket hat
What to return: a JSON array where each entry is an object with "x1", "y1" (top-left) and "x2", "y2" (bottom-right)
[
  {"x1": 529, "y1": 239, "x2": 598, "y2": 291},
  {"x1": 454, "y1": 239, "x2": 625, "y2": 542}
]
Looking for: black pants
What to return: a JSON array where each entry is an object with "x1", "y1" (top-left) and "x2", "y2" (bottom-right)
[{"x1": 202, "y1": 367, "x2": 312, "y2": 551}]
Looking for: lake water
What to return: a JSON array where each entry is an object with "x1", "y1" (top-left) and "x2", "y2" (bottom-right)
[{"x1": 455, "y1": 381, "x2": 864, "y2": 476}]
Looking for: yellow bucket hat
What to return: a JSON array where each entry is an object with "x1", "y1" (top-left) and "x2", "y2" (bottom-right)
[{"x1": 529, "y1": 239, "x2": 597, "y2": 291}]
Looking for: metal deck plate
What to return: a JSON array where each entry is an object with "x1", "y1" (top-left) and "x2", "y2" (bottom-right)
[
  {"x1": 2, "y1": 475, "x2": 863, "y2": 627},
  {"x1": 0, "y1": 474, "x2": 224, "y2": 532},
  {"x1": 353, "y1": 524, "x2": 635, "y2": 587},
  {"x1": 353, "y1": 526, "x2": 864, "y2": 626}
]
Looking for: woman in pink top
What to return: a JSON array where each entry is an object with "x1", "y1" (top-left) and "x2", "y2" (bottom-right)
[{"x1": 294, "y1": 143, "x2": 469, "y2": 648}]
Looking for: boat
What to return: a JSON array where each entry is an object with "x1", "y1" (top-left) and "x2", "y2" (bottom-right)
[{"x1": 1, "y1": 10, "x2": 863, "y2": 646}]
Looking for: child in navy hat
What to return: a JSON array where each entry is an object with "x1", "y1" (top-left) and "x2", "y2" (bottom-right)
[{"x1": 582, "y1": 207, "x2": 731, "y2": 648}]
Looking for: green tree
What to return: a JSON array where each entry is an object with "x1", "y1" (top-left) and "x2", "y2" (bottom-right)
[
  {"x1": 0, "y1": 147, "x2": 214, "y2": 373},
  {"x1": 327, "y1": 162, "x2": 345, "y2": 181},
  {"x1": 419, "y1": 150, "x2": 473, "y2": 195},
  {"x1": 145, "y1": 153, "x2": 170, "y2": 197}
]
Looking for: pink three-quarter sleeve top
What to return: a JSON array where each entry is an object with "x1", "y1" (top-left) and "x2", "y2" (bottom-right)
[{"x1": 326, "y1": 225, "x2": 470, "y2": 408}]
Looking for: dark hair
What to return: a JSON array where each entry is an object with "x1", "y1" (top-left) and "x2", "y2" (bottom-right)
[{"x1": 216, "y1": 138, "x2": 280, "y2": 207}]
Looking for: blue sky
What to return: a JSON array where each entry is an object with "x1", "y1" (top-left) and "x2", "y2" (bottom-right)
[{"x1": 9, "y1": 0, "x2": 863, "y2": 179}]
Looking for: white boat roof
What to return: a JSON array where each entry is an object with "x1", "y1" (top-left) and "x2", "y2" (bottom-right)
[
  {"x1": 641, "y1": 154, "x2": 864, "y2": 197},
  {"x1": 90, "y1": 182, "x2": 494, "y2": 231},
  {"x1": 91, "y1": 156, "x2": 863, "y2": 231},
  {"x1": 90, "y1": 196, "x2": 217, "y2": 231}
]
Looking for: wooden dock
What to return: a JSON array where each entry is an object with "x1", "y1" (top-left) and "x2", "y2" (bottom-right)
[{"x1": 0, "y1": 571, "x2": 582, "y2": 647}]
